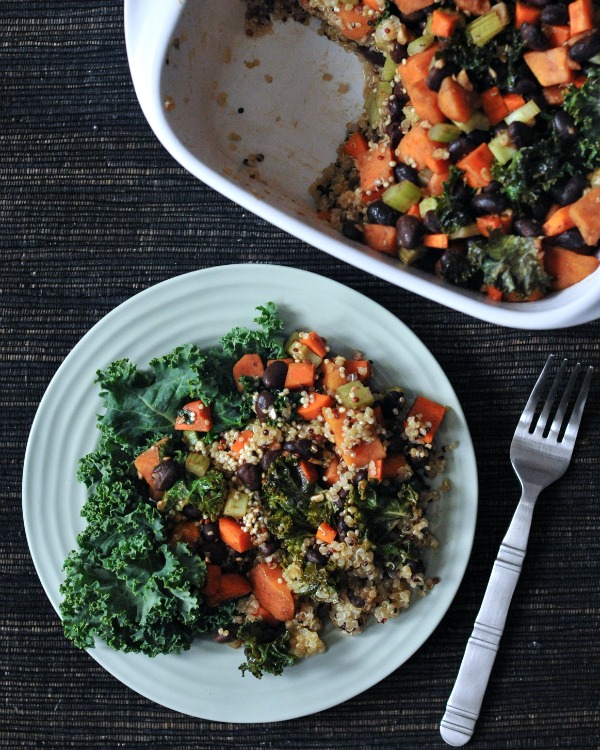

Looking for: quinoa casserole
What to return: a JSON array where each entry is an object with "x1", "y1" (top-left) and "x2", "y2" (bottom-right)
[
  {"x1": 244, "y1": 0, "x2": 600, "y2": 303},
  {"x1": 60, "y1": 304, "x2": 454, "y2": 678}
]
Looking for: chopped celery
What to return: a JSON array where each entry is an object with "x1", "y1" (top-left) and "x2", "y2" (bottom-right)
[
  {"x1": 419, "y1": 197, "x2": 439, "y2": 217},
  {"x1": 382, "y1": 180, "x2": 422, "y2": 212},
  {"x1": 589, "y1": 52, "x2": 600, "y2": 65},
  {"x1": 407, "y1": 34, "x2": 435, "y2": 56},
  {"x1": 466, "y1": 8, "x2": 507, "y2": 46},
  {"x1": 382, "y1": 55, "x2": 398, "y2": 82},
  {"x1": 368, "y1": 81, "x2": 393, "y2": 127},
  {"x1": 336, "y1": 381, "x2": 375, "y2": 409},
  {"x1": 399, "y1": 246, "x2": 425, "y2": 265},
  {"x1": 285, "y1": 331, "x2": 323, "y2": 366},
  {"x1": 504, "y1": 99, "x2": 541, "y2": 126},
  {"x1": 429, "y1": 123, "x2": 462, "y2": 143},
  {"x1": 488, "y1": 131, "x2": 517, "y2": 164},
  {"x1": 185, "y1": 453, "x2": 210, "y2": 478},
  {"x1": 223, "y1": 489, "x2": 251, "y2": 519},
  {"x1": 452, "y1": 111, "x2": 491, "y2": 133},
  {"x1": 449, "y1": 223, "x2": 481, "y2": 239}
]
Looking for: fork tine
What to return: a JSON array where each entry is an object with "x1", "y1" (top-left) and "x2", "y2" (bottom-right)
[
  {"x1": 518, "y1": 355, "x2": 555, "y2": 432},
  {"x1": 561, "y1": 365, "x2": 594, "y2": 445},
  {"x1": 534, "y1": 358, "x2": 568, "y2": 436},
  {"x1": 546, "y1": 363, "x2": 580, "y2": 441}
]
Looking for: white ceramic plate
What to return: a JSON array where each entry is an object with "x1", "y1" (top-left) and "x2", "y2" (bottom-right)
[
  {"x1": 124, "y1": 0, "x2": 600, "y2": 330},
  {"x1": 23, "y1": 264, "x2": 478, "y2": 722}
]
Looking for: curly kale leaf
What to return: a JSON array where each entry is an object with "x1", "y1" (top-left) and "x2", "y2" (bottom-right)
[
  {"x1": 434, "y1": 167, "x2": 475, "y2": 234},
  {"x1": 366, "y1": 482, "x2": 420, "y2": 541},
  {"x1": 491, "y1": 133, "x2": 571, "y2": 206},
  {"x1": 437, "y1": 27, "x2": 524, "y2": 91},
  {"x1": 563, "y1": 68, "x2": 600, "y2": 171},
  {"x1": 238, "y1": 621, "x2": 296, "y2": 678},
  {"x1": 162, "y1": 471, "x2": 227, "y2": 520},
  {"x1": 263, "y1": 458, "x2": 331, "y2": 535},
  {"x1": 60, "y1": 502, "x2": 207, "y2": 656},
  {"x1": 468, "y1": 232, "x2": 550, "y2": 296},
  {"x1": 219, "y1": 302, "x2": 285, "y2": 359}
]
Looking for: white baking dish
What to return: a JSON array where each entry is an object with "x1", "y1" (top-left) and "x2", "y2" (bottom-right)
[{"x1": 124, "y1": 0, "x2": 600, "y2": 329}]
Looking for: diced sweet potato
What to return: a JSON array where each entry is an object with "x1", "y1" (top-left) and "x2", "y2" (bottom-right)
[
  {"x1": 568, "y1": 187, "x2": 600, "y2": 246},
  {"x1": 544, "y1": 246, "x2": 600, "y2": 290}
]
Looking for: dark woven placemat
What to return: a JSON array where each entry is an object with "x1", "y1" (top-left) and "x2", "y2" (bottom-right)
[{"x1": 1, "y1": 3, "x2": 599, "y2": 748}]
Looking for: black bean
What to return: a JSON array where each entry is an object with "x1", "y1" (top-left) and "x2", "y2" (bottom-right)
[
  {"x1": 380, "y1": 389, "x2": 404, "y2": 418},
  {"x1": 471, "y1": 191, "x2": 508, "y2": 216},
  {"x1": 259, "y1": 539, "x2": 279, "y2": 557},
  {"x1": 520, "y1": 22, "x2": 550, "y2": 50},
  {"x1": 531, "y1": 194, "x2": 553, "y2": 220},
  {"x1": 296, "y1": 438, "x2": 319, "y2": 459},
  {"x1": 508, "y1": 77, "x2": 540, "y2": 97},
  {"x1": 388, "y1": 96, "x2": 404, "y2": 122},
  {"x1": 508, "y1": 121, "x2": 535, "y2": 148},
  {"x1": 182, "y1": 504, "x2": 203, "y2": 520},
  {"x1": 151, "y1": 460, "x2": 181, "y2": 492},
  {"x1": 198, "y1": 540, "x2": 227, "y2": 565},
  {"x1": 551, "y1": 173, "x2": 588, "y2": 206},
  {"x1": 466, "y1": 129, "x2": 491, "y2": 145},
  {"x1": 426, "y1": 62, "x2": 456, "y2": 92},
  {"x1": 386, "y1": 122, "x2": 403, "y2": 150},
  {"x1": 514, "y1": 217, "x2": 542, "y2": 237},
  {"x1": 448, "y1": 136, "x2": 476, "y2": 164},
  {"x1": 423, "y1": 209, "x2": 442, "y2": 234},
  {"x1": 390, "y1": 41, "x2": 408, "y2": 64},
  {"x1": 393, "y1": 162, "x2": 419, "y2": 186},
  {"x1": 354, "y1": 469, "x2": 368, "y2": 484},
  {"x1": 347, "y1": 590, "x2": 366, "y2": 609},
  {"x1": 569, "y1": 31, "x2": 600, "y2": 63},
  {"x1": 396, "y1": 214, "x2": 424, "y2": 249},
  {"x1": 342, "y1": 221, "x2": 363, "y2": 242},
  {"x1": 236, "y1": 462, "x2": 262, "y2": 491},
  {"x1": 306, "y1": 547, "x2": 327, "y2": 565},
  {"x1": 358, "y1": 44, "x2": 385, "y2": 67},
  {"x1": 255, "y1": 390, "x2": 276, "y2": 421},
  {"x1": 552, "y1": 227, "x2": 586, "y2": 249},
  {"x1": 540, "y1": 3, "x2": 568, "y2": 24},
  {"x1": 336, "y1": 516, "x2": 349, "y2": 541},
  {"x1": 261, "y1": 447, "x2": 282, "y2": 471},
  {"x1": 366, "y1": 200, "x2": 400, "y2": 226},
  {"x1": 553, "y1": 110, "x2": 578, "y2": 140},
  {"x1": 523, "y1": 0, "x2": 550, "y2": 8},
  {"x1": 282, "y1": 440, "x2": 299, "y2": 454},
  {"x1": 214, "y1": 624, "x2": 239, "y2": 643},
  {"x1": 202, "y1": 522, "x2": 220, "y2": 541},
  {"x1": 262, "y1": 360, "x2": 288, "y2": 390}
]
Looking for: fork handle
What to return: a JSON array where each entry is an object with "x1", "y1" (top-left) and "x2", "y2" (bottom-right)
[{"x1": 440, "y1": 490, "x2": 537, "y2": 746}]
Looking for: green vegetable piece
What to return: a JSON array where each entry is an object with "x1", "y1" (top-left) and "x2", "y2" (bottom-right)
[
  {"x1": 452, "y1": 111, "x2": 491, "y2": 133},
  {"x1": 429, "y1": 123, "x2": 462, "y2": 143},
  {"x1": 238, "y1": 621, "x2": 296, "y2": 678},
  {"x1": 368, "y1": 81, "x2": 393, "y2": 128},
  {"x1": 504, "y1": 99, "x2": 541, "y2": 126},
  {"x1": 223, "y1": 489, "x2": 251, "y2": 519},
  {"x1": 449, "y1": 223, "x2": 481, "y2": 239},
  {"x1": 419, "y1": 197, "x2": 439, "y2": 218},
  {"x1": 336, "y1": 381, "x2": 375, "y2": 409},
  {"x1": 185, "y1": 453, "x2": 210, "y2": 478},
  {"x1": 488, "y1": 131, "x2": 517, "y2": 165},
  {"x1": 398, "y1": 246, "x2": 426, "y2": 265},
  {"x1": 466, "y1": 8, "x2": 507, "y2": 46},
  {"x1": 381, "y1": 54, "x2": 397, "y2": 82},
  {"x1": 286, "y1": 332, "x2": 323, "y2": 366},
  {"x1": 382, "y1": 180, "x2": 422, "y2": 213},
  {"x1": 407, "y1": 33, "x2": 435, "y2": 56}
]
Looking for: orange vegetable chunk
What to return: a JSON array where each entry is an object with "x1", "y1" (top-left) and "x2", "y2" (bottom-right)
[
  {"x1": 337, "y1": 5, "x2": 373, "y2": 40},
  {"x1": 437, "y1": 77, "x2": 474, "y2": 123},
  {"x1": 363, "y1": 224, "x2": 398, "y2": 255},
  {"x1": 356, "y1": 144, "x2": 394, "y2": 197},
  {"x1": 481, "y1": 87, "x2": 509, "y2": 125},
  {"x1": 542, "y1": 205, "x2": 576, "y2": 236},
  {"x1": 205, "y1": 573, "x2": 252, "y2": 608},
  {"x1": 568, "y1": 187, "x2": 600, "y2": 246},
  {"x1": 284, "y1": 361, "x2": 315, "y2": 390},
  {"x1": 323, "y1": 408, "x2": 387, "y2": 468},
  {"x1": 249, "y1": 563, "x2": 295, "y2": 622},
  {"x1": 405, "y1": 396, "x2": 447, "y2": 444},
  {"x1": 175, "y1": 399, "x2": 213, "y2": 432},
  {"x1": 456, "y1": 143, "x2": 494, "y2": 188},
  {"x1": 233, "y1": 353, "x2": 264, "y2": 392},
  {"x1": 218, "y1": 517, "x2": 254, "y2": 553},
  {"x1": 524, "y1": 47, "x2": 573, "y2": 86},
  {"x1": 568, "y1": 0, "x2": 593, "y2": 34},
  {"x1": 544, "y1": 246, "x2": 600, "y2": 290},
  {"x1": 297, "y1": 393, "x2": 334, "y2": 421},
  {"x1": 342, "y1": 132, "x2": 369, "y2": 159},
  {"x1": 316, "y1": 522, "x2": 337, "y2": 544}
]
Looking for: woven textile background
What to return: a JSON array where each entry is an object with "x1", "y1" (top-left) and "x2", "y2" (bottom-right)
[{"x1": 1, "y1": 2, "x2": 598, "y2": 748}]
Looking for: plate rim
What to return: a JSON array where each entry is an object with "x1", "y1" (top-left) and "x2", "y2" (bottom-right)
[{"x1": 22, "y1": 263, "x2": 478, "y2": 721}]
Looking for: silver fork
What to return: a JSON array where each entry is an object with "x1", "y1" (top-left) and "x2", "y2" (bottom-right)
[{"x1": 440, "y1": 355, "x2": 593, "y2": 747}]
